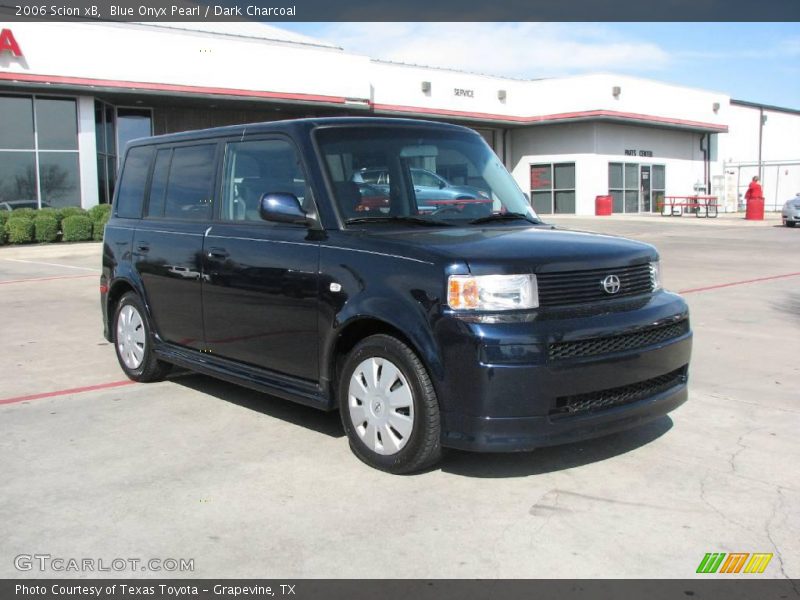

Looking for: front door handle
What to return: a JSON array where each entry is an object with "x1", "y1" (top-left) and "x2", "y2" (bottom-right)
[
  {"x1": 207, "y1": 247, "x2": 229, "y2": 259},
  {"x1": 136, "y1": 242, "x2": 150, "y2": 253}
]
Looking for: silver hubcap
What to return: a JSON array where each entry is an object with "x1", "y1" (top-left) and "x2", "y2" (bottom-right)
[
  {"x1": 116, "y1": 304, "x2": 146, "y2": 370},
  {"x1": 348, "y1": 357, "x2": 414, "y2": 455}
]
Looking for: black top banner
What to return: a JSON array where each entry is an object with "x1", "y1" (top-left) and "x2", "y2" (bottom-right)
[{"x1": 1, "y1": 0, "x2": 799, "y2": 21}]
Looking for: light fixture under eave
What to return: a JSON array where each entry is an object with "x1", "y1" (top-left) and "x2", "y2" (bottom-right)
[
  {"x1": 612, "y1": 86, "x2": 621, "y2": 98},
  {"x1": 421, "y1": 81, "x2": 431, "y2": 94}
]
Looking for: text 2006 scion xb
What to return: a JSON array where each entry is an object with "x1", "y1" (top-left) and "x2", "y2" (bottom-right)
[{"x1": 101, "y1": 117, "x2": 692, "y2": 473}]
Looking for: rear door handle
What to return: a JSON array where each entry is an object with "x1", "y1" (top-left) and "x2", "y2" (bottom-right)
[
  {"x1": 207, "y1": 247, "x2": 229, "y2": 259},
  {"x1": 136, "y1": 242, "x2": 150, "y2": 253}
]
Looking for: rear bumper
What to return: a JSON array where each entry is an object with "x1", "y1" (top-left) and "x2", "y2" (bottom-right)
[{"x1": 434, "y1": 291, "x2": 692, "y2": 452}]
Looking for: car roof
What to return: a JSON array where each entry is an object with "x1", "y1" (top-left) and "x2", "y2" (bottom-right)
[{"x1": 125, "y1": 117, "x2": 478, "y2": 150}]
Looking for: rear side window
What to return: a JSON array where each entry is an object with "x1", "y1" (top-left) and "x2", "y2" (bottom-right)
[
  {"x1": 115, "y1": 146, "x2": 153, "y2": 219},
  {"x1": 163, "y1": 144, "x2": 216, "y2": 220}
]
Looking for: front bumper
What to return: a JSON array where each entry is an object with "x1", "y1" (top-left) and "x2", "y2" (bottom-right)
[
  {"x1": 434, "y1": 291, "x2": 692, "y2": 452},
  {"x1": 782, "y1": 209, "x2": 800, "y2": 224}
]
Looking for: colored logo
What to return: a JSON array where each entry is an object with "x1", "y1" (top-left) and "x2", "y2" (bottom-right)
[
  {"x1": 0, "y1": 29, "x2": 23, "y2": 58},
  {"x1": 602, "y1": 274, "x2": 621, "y2": 295},
  {"x1": 696, "y1": 552, "x2": 773, "y2": 574}
]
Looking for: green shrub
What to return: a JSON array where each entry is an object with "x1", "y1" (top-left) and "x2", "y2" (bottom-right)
[
  {"x1": 0, "y1": 211, "x2": 8, "y2": 227},
  {"x1": 61, "y1": 215, "x2": 93, "y2": 242},
  {"x1": 88, "y1": 204, "x2": 112, "y2": 223},
  {"x1": 8, "y1": 208, "x2": 36, "y2": 221},
  {"x1": 0, "y1": 222, "x2": 6, "y2": 245},
  {"x1": 57, "y1": 206, "x2": 87, "y2": 222},
  {"x1": 92, "y1": 213, "x2": 110, "y2": 241},
  {"x1": 7, "y1": 218, "x2": 35, "y2": 244},
  {"x1": 34, "y1": 215, "x2": 59, "y2": 243},
  {"x1": 38, "y1": 206, "x2": 61, "y2": 224}
]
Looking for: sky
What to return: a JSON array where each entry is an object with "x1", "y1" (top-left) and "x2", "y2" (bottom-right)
[{"x1": 279, "y1": 22, "x2": 800, "y2": 109}]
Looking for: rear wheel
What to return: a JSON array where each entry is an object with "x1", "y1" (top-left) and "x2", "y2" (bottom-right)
[
  {"x1": 339, "y1": 334, "x2": 441, "y2": 474},
  {"x1": 113, "y1": 292, "x2": 172, "y2": 382}
]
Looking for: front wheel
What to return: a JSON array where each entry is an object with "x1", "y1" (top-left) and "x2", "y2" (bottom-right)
[
  {"x1": 339, "y1": 334, "x2": 441, "y2": 474},
  {"x1": 113, "y1": 292, "x2": 172, "y2": 382},
  {"x1": 786, "y1": 221, "x2": 796, "y2": 227}
]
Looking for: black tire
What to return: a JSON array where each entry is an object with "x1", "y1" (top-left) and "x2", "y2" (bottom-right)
[
  {"x1": 339, "y1": 334, "x2": 441, "y2": 474},
  {"x1": 113, "y1": 292, "x2": 172, "y2": 382},
  {"x1": 786, "y1": 221, "x2": 796, "y2": 228}
]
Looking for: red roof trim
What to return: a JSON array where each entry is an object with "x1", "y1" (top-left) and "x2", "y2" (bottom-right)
[
  {"x1": 0, "y1": 71, "x2": 349, "y2": 105},
  {"x1": 372, "y1": 102, "x2": 729, "y2": 132},
  {"x1": 0, "y1": 71, "x2": 728, "y2": 132}
]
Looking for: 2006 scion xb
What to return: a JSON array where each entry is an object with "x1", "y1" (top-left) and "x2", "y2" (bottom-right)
[{"x1": 101, "y1": 117, "x2": 692, "y2": 473}]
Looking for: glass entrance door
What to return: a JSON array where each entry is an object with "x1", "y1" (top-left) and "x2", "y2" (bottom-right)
[{"x1": 640, "y1": 165, "x2": 651, "y2": 212}]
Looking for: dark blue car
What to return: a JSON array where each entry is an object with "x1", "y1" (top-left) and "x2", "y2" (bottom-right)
[{"x1": 101, "y1": 117, "x2": 692, "y2": 473}]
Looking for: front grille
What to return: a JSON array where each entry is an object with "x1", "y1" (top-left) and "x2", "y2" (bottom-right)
[
  {"x1": 548, "y1": 319, "x2": 689, "y2": 361},
  {"x1": 537, "y1": 263, "x2": 654, "y2": 307},
  {"x1": 550, "y1": 367, "x2": 687, "y2": 417}
]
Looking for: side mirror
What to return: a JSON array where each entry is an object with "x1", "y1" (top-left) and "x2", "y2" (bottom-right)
[{"x1": 259, "y1": 193, "x2": 308, "y2": 225}]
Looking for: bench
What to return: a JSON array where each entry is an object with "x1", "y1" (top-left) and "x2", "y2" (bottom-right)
[{"x1": 658, "y1": 195, "x2": 719, "y2": 218}]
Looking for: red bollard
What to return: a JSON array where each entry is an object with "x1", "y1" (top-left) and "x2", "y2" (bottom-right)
[
  {"x1": 595, "y1": 195, "x2": 613, "y2": 216},
  {"x1": 745, "y1": 197, "x2": 764, "y2": 221}
]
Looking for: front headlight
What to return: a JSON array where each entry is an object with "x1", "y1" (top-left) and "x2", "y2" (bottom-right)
[
  {"x1": 649, "y1": 261, "x2": 662, "y2": 291},
  {"x1": 447, "y1": 274, "x2": 539, "y2": 311}
]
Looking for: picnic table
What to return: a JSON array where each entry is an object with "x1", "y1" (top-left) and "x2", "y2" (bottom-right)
[{"x1": 658, "y1": 195, "x2": 719, "y2": 218}]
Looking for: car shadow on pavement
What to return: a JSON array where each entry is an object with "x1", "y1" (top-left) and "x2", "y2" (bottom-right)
[
  {"x1": 440, "y1": 416, "x2": 673, "y2": 478},
  {"x1": 168, "y1": 371, "x2": 345, "y2": 439}
]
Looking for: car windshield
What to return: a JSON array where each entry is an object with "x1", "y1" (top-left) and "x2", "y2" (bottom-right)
[{"x1": 316, "y1": 126, "x2": 539, "y2": 226}]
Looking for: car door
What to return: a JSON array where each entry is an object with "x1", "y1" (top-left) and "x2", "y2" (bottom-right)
[
  {"x1": 133, "y1": 142, "x2": 218, "y2": 350},
  {"x1": 201, "y1": 136, "x2": 320, "y2": 382}
]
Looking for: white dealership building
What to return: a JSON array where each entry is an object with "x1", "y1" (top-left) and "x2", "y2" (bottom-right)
[{"x1": 1, "y1": 20, "x2": 798, "y2": 215}]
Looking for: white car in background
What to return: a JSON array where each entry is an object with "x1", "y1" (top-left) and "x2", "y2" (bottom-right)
[{"x1": 782, "y1": 193, "x2": 800, "y2": 227}]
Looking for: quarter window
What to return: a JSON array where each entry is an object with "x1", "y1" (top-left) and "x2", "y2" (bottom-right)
[{"x1": 115, "y1": 146, "x2": 153, "y2": 219}]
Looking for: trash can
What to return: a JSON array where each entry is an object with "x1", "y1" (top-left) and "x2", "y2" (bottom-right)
[
  {"x1": 745, "y1": 197, "x2": 764, "y2": 221},
  {"x1": 595, "y1": 195, "x2": 613, "y2": 216}
]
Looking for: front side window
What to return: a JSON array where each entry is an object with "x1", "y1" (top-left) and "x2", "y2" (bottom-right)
[
  {"x1": 317, "y1": 126, "x2": 531, "y2": 225},
  {"x1": 220, "y1": 139, "x2": 310, "y2": 222}
]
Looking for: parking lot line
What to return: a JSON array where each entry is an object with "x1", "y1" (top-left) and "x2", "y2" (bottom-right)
[
  {"x1": 2, "y1": 258, "x2": 101, "y2": 272},
  {"x1": 678, "y1": 271, "x2": 800, "y2": 295},
  {"x1": 0, "y1": 273, "x2": 97, "y2": 285},
  {"x1": 0, "y1": 380, "x2": 136, "y2": 406}
]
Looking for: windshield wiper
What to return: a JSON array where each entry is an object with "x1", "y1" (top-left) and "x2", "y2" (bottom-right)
[
  {"x1": 345, "y1": 215, "x2": 453, "y2": 227},
  {"x1": 469, "y1": 212, "x2": 541, "y2": 225}
]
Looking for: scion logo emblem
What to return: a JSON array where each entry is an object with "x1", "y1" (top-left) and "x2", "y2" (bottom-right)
[{"x1": 602, "y1": 274, "x2": 621, "y2": 295}]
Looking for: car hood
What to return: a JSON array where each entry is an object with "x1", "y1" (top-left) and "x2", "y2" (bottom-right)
[{"x1": 359, "y1": 225, "x2": 658, "y2": 274}]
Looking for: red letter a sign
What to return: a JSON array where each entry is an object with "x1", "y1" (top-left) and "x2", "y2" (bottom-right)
[{"x1": 0, "y1": 29, "x2": 23, "y2": 58}]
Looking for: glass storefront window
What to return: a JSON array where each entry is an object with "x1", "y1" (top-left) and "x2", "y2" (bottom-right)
[
  {"x1": 0, "y1": 94, "x2": 80, "y2": 207},
  {"x1": 609, "y1": 162, "x2": 666, "y2": 214},
  {"x1": 36, "y1": 98, "x2": 78, "y2": 150},
  {"x1": 0, "y1": 152, "x2": 37, "y2": 203},
  {"x1": 117, "y1": 108, "x2": 153, "y2": 156},
  {"x1": 39, "y1": 152, "x2": 80, "y2": 208},
  {"x1": 0, "y1": 95, "x2": 35, "y2": 150},
  {"x1": 529, "y1": 162, "x2": 575, "y2": 215}
]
